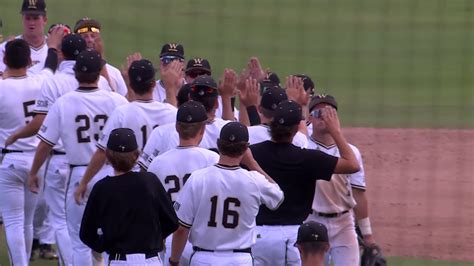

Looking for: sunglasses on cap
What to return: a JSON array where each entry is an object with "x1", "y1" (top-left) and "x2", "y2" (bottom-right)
[
  {"x1": 160, "y1": 56, "x2": 184, "y2": 66},
  {"x1": 187, "y1": 70, "x2": 211, "y2": 79},
  {"x1": 76, "y1": 26, "x2": 100, "y2": 34}
]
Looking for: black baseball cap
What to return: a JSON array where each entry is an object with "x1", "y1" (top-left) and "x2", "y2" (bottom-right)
[
  {"x1": 107, "y1": 128, "x2": 138, "y2": 153},
  {"x1": 260, "y1": 87, "x2": 288, "y2": 111},
  {"x1": 185, "y1": 57, "x2": 211, "y2": 75},
  {"x1": 295, "y1": 221, "x2": 329, "y2": 245},
  {"x1": 61, "y1": 34, "x2": 87, "y2": 60},
  {"x1": 177, "y1": 84, "x2": 192, "y2": 107},
  {"x1": 160, "y1": 43, "x2": 184, "y2": 59},
  {"x1": 308, "y1": 94, "x2": 338, "y2": 112},
  {"x1": 128, "y1": 59, "x2": 156, "y2": 86},
  {"x1": 219, "y1": 122, "x2": 249, "y2": 143},
  {"x1": 74, "y1": 18, "x2": 101, "y2": 34},
  {"x1": 260, "y1": 71, "x2": 280, "y2": 91},
  {"x1": 177, "y1": 101, "x2": 207, "y2": 123},
  {"x1": 20, "y1": 0, "x2": 46, "y2": 15},
  {"x1": 273, "y1": 100, "x2": 303, "y2": 127},
  {"x1": 294, "y1": 74, "x2": 315, "y2": 95},
  {"x1": 74, "y1": 50, "x2": 104, "y2": 74},
  {"x1": 190, "y1": 76, "x2": 218, "y2": 98}
]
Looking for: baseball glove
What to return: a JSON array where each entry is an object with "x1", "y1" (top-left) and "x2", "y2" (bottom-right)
[{"x1": 361, "y1": 244, "x2": 387, "y2": 266}]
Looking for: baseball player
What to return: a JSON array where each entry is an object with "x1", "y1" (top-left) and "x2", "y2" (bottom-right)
[
  {"x1": 294, "y1": 221, "x2": 330, "y2": 266},
  {"x1": 0, "y1": 35, "x2": 60, "y2": 266},
  {"x1": 250, "y1": 100, "x2": 360, "y2": 266},
  {"x1": 305, "y1": 94, "x2": 376, "y2": 266},
  {"x1": 0, "y1": 0, "x2": 48, "y2": 76},
  {"x1": 74, "y1": 59, "x2": 177, "y2": 204},
  {"x1": 147, "y1": 101, "x2": 219, "y2": 265},
  {"x1": 153, "y1": 43, "x2": 186, "y2": 103},
  {"x1": 80, "y1": 128, "x2": 178, "y2": 266},
  {"x1": 169, "y1": 122, "x2": 284, "y2": 266},
  {"x1": 138, "y1": 75, "x2": 229, "y2": 171},
  {"x1": 74, "y1": 17, "x2": 128, "y2": 97},
  {"x1": 28, "y1": 50, "x2": 128, "y2": 266}
]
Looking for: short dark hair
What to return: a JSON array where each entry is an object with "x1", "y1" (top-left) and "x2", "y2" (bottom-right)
[
  {"x1": 4, "y1": 39, "x2": 31, "y2": 69},
  {"x1": 260, "y1": 107, "x2": 275, "y2": 120},
  {"x1": 105, "y1": 149, "x2": 139, "y2": 172},
  {"x1": 269, "y1": 122, "x2": 298, "y2": 143},
  {"x1": 130, "y1": 80, "x2": 154, "y2": 96},
  {"x1": 191, "y1": 95, "x2": 217, "y2": 113},
  {"x1": 75, "y1": 71, "x2": 101, "y2": 84},
  {"x1": 217, "y1": 139, "x2": 248, "y2": 157},
  {"x1": 297, "y1": 242, "x2": 329, "y2": 257},
  {"x1": 176, "y1": 121, "x2": 206, "y2": 140}
]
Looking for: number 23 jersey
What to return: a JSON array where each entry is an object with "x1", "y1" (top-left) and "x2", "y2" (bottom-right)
[{"x1": 38, "y1": 87, "x2": 128, "y2": 165}]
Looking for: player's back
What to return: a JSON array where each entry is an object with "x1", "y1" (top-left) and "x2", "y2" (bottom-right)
[
  {"x1": 47, "y1": 88, "x2": 127, "y2": 165},
  {"x1": 0, "y1": 71, "x2": 52, "y2": 151},
  {"x1": 179, "y1": 165, "x2": 283, "y2": 250},
  {"x1": 148, "y1": 146, "x2": 219, "y2": 202},
  {"x1": 200, "y1": 118, "x2": 230, "y2": 149},
  {"x1": 248, "y1": 124, "x2": 308, "y2": 148},
  {"x1": 0, "y1": 36, "x2": 48, "y2": 75}
]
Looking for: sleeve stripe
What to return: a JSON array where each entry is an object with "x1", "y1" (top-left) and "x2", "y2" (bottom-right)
[
  {"x1": 351, "y1": 184, "x2": 366, "y2": 191},
  {"x1": 178, "y1": 219, "x2": 192, "y2": 229},
  {"x1": 33, "y1": 110, "x2": 48, "y2": 114},
  {"x1": 37, "y1": 134, "x2": 55, "y2": 147},
  {"x1": 137, "y1": 161, "x2": 148, "y2": 171},
  {"x1": 96, "y1": 143, "x2": 106, "y2": 151}
]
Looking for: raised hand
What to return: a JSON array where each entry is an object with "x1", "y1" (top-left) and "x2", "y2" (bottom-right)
[
  {"x1": 239, "y1": 77, "x2": 260, "y2": 107},
  {"x1": 285, "y1": 75, "x2": 309, "y2": 106}
]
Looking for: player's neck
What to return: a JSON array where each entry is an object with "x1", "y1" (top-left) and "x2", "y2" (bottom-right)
[
  {"x1": 260, "y1": 116, "x2": 271, "y2": 125},
  {"x1": 218, "y1": 155, "x2": 242, "y2": 167},
  {"x1": 79, "y1": 82, "x2": 99, "y2": 88},
  {"x1": 311, "y1": 133, "x2": 334, "y2": 146},
  {"x1": 3, "y1": 68, "x2": 27, "y2": 78},
  {"x1": 301, "y1": 255, "x2": 324, "y2": 266},
  {"x1": 114, "y1": 170, "x2": 126, "y2": 176},
  {"x1": 23, "y1": 34, "x2": 45, "y2": 49},
  {"x1": 178, "y1": 138, "x2": 200, "y2": 147},
  {"x1": 134, "y1": 92, "x2": 154, "y2": 102}
]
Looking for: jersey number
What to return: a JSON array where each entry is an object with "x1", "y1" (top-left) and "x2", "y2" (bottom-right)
[
  {"x1": 22, "y1": 100, "x2": 35, "y2": 124},
  {"x1": 140, "y1": 124, "x2": 159, "y2": 148},
  {"x1": 208, "y1": 196, "x2": 241, "y2": 229},
  {"x1": 164, "y1": 173, "x2": 191, "y2": 201},
  {"x1": 75, "y1": 114, "x2": 108, "y2": 143}
]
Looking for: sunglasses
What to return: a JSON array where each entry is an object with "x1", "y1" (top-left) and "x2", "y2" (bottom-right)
[
  {"x1": 191, "y1": 85, "x2": 216, "y2": 95},
  {"x1": 76, "y1": 26, "x2": 100, "y2": 34},
  {"x1": 187, "y1": 71, "x2": 210, "y2": 79},
  {"x1": 311, "y1": 109, "x2": 323, "y2": 118},
  {"x1": 160, "y1": 56, "x2": 184, "y2": 66}
]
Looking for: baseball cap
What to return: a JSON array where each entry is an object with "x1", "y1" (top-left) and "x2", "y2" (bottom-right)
[
  {"x1": 20, "y1": 0, "x2": 46, "y2": 15},
  {"x1": 61, "y1": 34, "x2": 87, "y2": 60},
  {"x1": 190, "y1": 75, "x2": 218, "y2": 98},
  {"x1": 260, "y1": 71, "x2": 281, "y2": 92},
  {"x1": 260, "y1": 87, "x2": 288, "y2": 111},
  {"x1": 273, "y1": 100, "x2": 303, "y2": 127},
  {"x1": 74, "y1": 50, "x2": 104, "y2": 74},
  {"x1": 177, "y1": 84, "x2": 192, "y2": 106},
  {"x1": 160, "y1": 43, "x2": 184, "y2": 59},
  {"x1": 308, "y1": 94, "x2": 338, "y2": 112},
  {"x1": 74, "y1": 18, "x2": 101, "y2": 34},
  {"x1": 219, "y1": 122, "x2": 249, "y2": 143},
  {"x1": 185, "y1": 57, "x2": 211, "y2": 75},
  {"x1": 294, "y1": 74, "x2": 315, "y2": 95},
  {"x1": 128, "y1": 59, "x2": 156, "y2": 86},
  {"x1": 177, "y1": 101, "x2": 207, "y2": 123},
  {"x1": 294, "y1": 221, "x2": 329, "y2": 246},
  {"x1": 48, "y1": 24, "x2": 71, "y2": 34},
  {"x1": 107, "y1": 128, "x2": 138, "y2": 153}
]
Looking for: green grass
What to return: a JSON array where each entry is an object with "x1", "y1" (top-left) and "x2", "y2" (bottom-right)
[{"x1": 1, "y1": 0, "x2": 473, "y2": 128}]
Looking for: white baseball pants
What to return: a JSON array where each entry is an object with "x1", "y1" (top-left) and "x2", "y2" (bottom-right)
[{"x1": 251, "y1": 225, "x2": 301, "y2": 266}]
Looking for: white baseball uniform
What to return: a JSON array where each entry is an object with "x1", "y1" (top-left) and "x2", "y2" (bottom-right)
[
  {"x1": 104, "y1": 63, "x2": 128, "y2": 97},
  {"x1": 305, "y1": 137, "x2": 366, "y2": 266},
  {"x1": 37, "y1": 87, "x2": 127, "y2": 266},
  {"x1": 174, "y1": 164, "x2": 284, "y2": 265},
  {"x1": 0, "y1": 69, "x2": 52, "y2": 266},
  {"x1": 0, "y1": 35, "x2": 48, "y2": 75},
  {"x1": 148, "y1": 146, "x2": 219, "y2": 265},
  {"x1": 248, "y1": 124, "x2": 308, "y2": 148},
  {"x1": 139, "y1": 118, "x2": 229, "y2": 170}
]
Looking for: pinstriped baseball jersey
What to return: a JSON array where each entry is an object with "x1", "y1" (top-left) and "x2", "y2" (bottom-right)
[
  {"x1": 37, "y1": 88, "x2": 127, "y2": 165},
  {"x1": 97, "y1": 100, "x2": 177, "y2": 151},
  {"x1": 248, "y1": 124, "x2": 308, "y2": 148},
  {"x1": 307, "y1": 137, "x2": 366, "y2": 213},
  {"x1": 148, "y1": 146, "x2": 219, "y2": 202},
  {"x1": 0, "y1": 36, "x2": 48, "y2": 75},
  {"x1": 0, "y1": 70, "x2": 53, "y2": 151},
  {"x1": 175, "y1": 164, "x2": 284, "y2": 250}
]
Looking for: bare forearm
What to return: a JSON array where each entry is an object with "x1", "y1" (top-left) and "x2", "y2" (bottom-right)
[
  {"x1": 15, "y1": 115, "x2": 44, "y2": 139},
  {"x1": 80, "y1": 149, "x2": 107, "y2": 187},
  {"x1": 170, "y1": 226, "x2": 189, "y2": 262},
  {"x1": 353, "y1": 188, "x2": 369, "y2": 220},
  {"x1": 30, "y1": 141, "x2": 53, "y2": 175},
  {"x1": 221, "y1": 96, "x2": 234, "y2": 121},
  {"x1": 238, "y1": 104, "x2": 250, "y2": 126},
  {"x1": 331, "y1": 130, "x2": 359, "y2": 172}
]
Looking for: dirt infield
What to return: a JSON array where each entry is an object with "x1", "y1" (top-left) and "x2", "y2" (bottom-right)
[{"x1": 344, "y1": 128, "x2": 474, "y2": 262}]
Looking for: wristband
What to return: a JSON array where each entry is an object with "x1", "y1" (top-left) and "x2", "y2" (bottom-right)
[{"x1": 358, "y1": 217, "x2": 372, "y2": 236}]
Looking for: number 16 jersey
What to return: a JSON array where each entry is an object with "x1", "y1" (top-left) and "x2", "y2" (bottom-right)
[{"x1": 38, "y1": 87, "x2": 127, "y2": 165}]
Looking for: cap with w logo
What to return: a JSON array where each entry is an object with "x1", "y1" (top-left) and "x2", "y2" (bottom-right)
[
  {"x1": 160, "y1": 43, "x2": 184, "y2": 59},
  {"x1": 21, "y1": 0, "x2": 46, "y2": 15},
  {"x1": 185, "y1": 57, "x2": 211, "y2": 74}
]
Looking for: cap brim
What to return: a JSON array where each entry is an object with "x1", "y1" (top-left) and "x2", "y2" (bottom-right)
[
  {"x1": 185, "y1": 67, "x2": 211, "y2": 74},
  {"x1": 21, "y1": 10, "x2": 46, "y2": 15},
  {"x1": 160, "y1": 53, "x2": 184, "y2": 59}
]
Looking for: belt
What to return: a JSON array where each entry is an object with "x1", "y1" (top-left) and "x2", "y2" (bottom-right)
[
  {"x1": 109, "y1": 252, "x2": 158, "y2": 261},
  {"x1": 51, "y1": 150, "x2": 66, "y2": 155},
  {"x1": 1, "y1": 149, "x2": 23, "y2": 154},
  {"x1": 69, "y1": 164, "x2": 88, "y2": 169},
  {"x1": 193, "y1": 246, "x2": 251, "y2": 253},
  {"x1": 314, "y1": 210, "x2": 349, "y2": 218}
]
